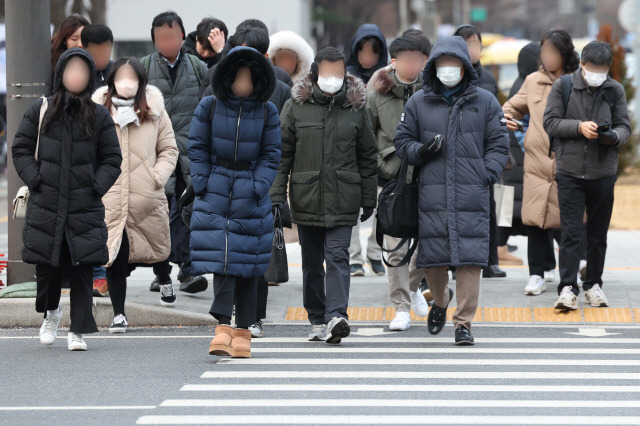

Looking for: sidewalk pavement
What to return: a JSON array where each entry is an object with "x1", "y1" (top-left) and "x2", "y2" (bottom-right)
[{"x1": 1, "y1": 173, "x2": 639, "y2": 327}]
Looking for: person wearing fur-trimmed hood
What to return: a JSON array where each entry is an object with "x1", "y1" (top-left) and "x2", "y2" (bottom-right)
[{"x1": 267, "y1": 30, "x2": 315, "y2": 83}]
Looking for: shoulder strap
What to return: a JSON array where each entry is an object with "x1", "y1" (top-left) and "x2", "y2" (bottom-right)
[
  {"x1": 549, "y1": 75, "x2": 573, "y2": 159},
  {"x1": 560, "y1": 74, "x2": 572, "y2": 116},
  {"x1": 35, "y1": 97, "x2": 48, "y2": 161},
  {"x1": 141, "y1": 55, "x2": 151, "y2": 76},
  {"x1": 186, "y1": 53, "x2": 204, "y2": 86}
]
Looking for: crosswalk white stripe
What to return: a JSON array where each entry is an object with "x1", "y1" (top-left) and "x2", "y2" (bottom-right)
[
  {"x1": 159, "y1": 399, "x2": 640, "y2": 408},
  {"x1": 200, "y1": 371, "x2": 640, "y2": 380},
  {"x1": 136, "y1": 415, "x2": 640, "y2": 424},
  {"x1": 180, "y1": 384, "x2": 640, "y2": 392},
  {"x1": 249, "y1": 347, "x2": 640, "y2": 354},
  {"x1": 243, "y1": 337, "x2": 640, "y2": 344},
  {"x1": 215, "y1": 358, "x2": 640, "y2": 366}
]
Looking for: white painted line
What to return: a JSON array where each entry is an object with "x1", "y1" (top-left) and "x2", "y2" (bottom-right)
[
  {"x1": 136, "y1": 415, "x2": 640, "y2": 424},
  {"x1": 215, "y1": 358, "x2": 640, "y2": 366},
  {"x1": 159, "y1": 399, "x2": 640, "y2": 408},
  {"x1": 248, "y1": 347, "x2": 640, "y2": 354},
  {"x1": 2, "y1": 336, "x2": 640, "y2": 343},
  {"x1": 0, "y1": 406, "x2": 156, "y2": 411},
  {"x1": 200, "y1": 371, "x2": 640, "y2": 380},
  {"x1": 180, "y1": 384, "x2": 640, "y2": 392}
]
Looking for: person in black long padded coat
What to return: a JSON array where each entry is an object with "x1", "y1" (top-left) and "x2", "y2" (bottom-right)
[{"x1": 12, "y1": 48, "x2": 122, "y2": 351}]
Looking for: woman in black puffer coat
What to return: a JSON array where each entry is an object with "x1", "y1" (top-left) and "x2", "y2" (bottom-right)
[{"x1": 12, "y1": 48, "x2": 122, "y2": 351}]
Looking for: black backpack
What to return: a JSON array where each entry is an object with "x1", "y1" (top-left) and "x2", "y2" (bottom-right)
[{"x1": 375, "y1": 152, "x2": 419, "y2": 268}]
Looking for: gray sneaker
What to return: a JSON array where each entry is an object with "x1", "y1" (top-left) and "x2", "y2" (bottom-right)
[
  {"x1": 326, "y1": 317, "x2": 350, "y2": 345},
  {"x1": 308, "y1": 324, "x2": 327, "y2": 341}
]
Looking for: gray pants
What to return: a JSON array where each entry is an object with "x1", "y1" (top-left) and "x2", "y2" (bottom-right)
[
  {"x1": 349, "y1": 210, "x2": 382, "y2": 265},
  {"x1": 298, "y1": 225, "x2": 352, "y2": 325},
  {"x1": 385, "y1": 236, "x2": 421, "y2": 312}
]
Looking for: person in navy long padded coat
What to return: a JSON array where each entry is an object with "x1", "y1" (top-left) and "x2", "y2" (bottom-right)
[{"x1": 188, "y1": 46, "x2": 281, "y2": 358}]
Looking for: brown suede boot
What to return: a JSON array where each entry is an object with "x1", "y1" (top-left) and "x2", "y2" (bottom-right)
[
  {"x1": 209, "y1": 325, "x2": 235, "y2": 356},
  {"x1": 498, "y1": 245, "x2": 523, "y2": 265},
  {"x1": 231, "y1": 328, "x2": 252, "y2": 358}
]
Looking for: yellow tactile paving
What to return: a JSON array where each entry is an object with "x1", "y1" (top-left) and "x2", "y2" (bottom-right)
[
  {"x1": 583, "y1": 307, "x2": 634, "y2": 323},
  {"x1": 484, "y1": 307, "x2": 532, "y2": 322},
  {"x1": 532, "y1": 307, "x2": 583, "y2": 322},
  {"x1": 285, "y1": 306, "x2": 639, "y2": 323}
]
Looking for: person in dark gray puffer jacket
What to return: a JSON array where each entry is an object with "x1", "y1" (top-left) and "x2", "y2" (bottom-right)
[{"x1": 394, "y1": 36, "x2": 509, "y2": 345}]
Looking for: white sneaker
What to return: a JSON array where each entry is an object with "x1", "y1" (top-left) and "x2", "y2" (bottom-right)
[
  {"x1": 326, "y1": 317, "x2": 350, "y2": 345},
  {"x1": 544, "y1": 270, "x2": 556, "y2": 282},
  {"x1": 410, "y1": 291, "x2": 429, "y2": 317},
  {"x1": 554, "y1": 286, "x2": 578, "y2": 310},
  {"x1": 308, "y1": 324, "x2": 327, "y2": 341},
  {"x1": 584, "y1": 284, "x2": 608, "y2": 307},
  {"x1": 67, "y1": 332, "x2": 87, "y2": 351},
  {"x1": 525, "y1": 275, "x2": 546, "y2": 296},
  {"x1": 109, "y1": 314, "x2": 128, "y2": 334},
  {"x1": 389, "y1": 311, "x2": 411, "y2": 331},
  {"x1": 39, "y1": 306, "x2": 63, "y2": 346},
  {"x1": 579, "y1": 260, "x2": 587, "y2": 282}
]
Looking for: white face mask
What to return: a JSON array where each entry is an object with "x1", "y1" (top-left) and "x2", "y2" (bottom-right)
[
  {"x1": 583, "y1": 69, "x2": 607, "y2": 87},
  {"x1": 114, "y1": 78, "x2": 139, "y2": 99},
  {"x1": 436, "y1": 66, "x2": 463, "y2": 88},
  {"x1": 317, "y1": 76, "x2": 344, "y2": 94}
]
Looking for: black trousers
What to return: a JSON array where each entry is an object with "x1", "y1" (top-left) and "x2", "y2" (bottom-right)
[
  {"x1": 556, "y1": 173, "x2": 616, "y2": 295},
  {"x1": 488, "y1": 184, "x2": 499, "y2": 266},
  {"x1": 210, "y1": 274, "x2": 258, "y2": 329},
  {"x1": 256, "y1": 276, "x2": 268, "y2": 321},
  {"x1": 107, "y1": 231, "x2": 171, "y2": 316},
  {"x1": 36, "y1": 236, "x2": 97, "y2": 334},
  {"x1": 527, "y1": 226, "x2": 561, "y2": 277},
  {"x1": 168, "y1": 166, "x2": 192, "y2": 277},
  {"x1": 298, "y1": 225, "x2": 352, "y2": 325}
]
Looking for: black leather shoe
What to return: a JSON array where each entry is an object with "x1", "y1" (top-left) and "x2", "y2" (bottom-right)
[
  {"x1": 483, "y1": 264, "x2": 507, "y2": 278},
  {"x1": 427, "y1": 288, "x2": 453, "y2": 335},
  {"x1": 179, "y1": 275, "x2": 208, "y2": 294},
  {"x1": 455, "y1": 326, "x2": 475, "y2": 346},
  {"x1": 149, "y1": 276, "x2": 160, "y2": 292}
]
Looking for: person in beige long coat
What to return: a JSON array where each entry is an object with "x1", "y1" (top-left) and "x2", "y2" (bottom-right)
[
  {"x1": 92, "y1": 57, "x2": 178, "y2": 333},
  {"x1": 502, "y1": 30, "x2": 581, "y2": 296}
]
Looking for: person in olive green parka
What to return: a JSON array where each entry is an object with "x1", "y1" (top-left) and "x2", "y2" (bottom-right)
[{"x1": 270, "y1": 47, "x2": 377, "y2": 345}]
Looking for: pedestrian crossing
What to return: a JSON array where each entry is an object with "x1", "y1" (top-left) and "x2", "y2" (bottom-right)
[{"x1": 137, "y1": 330, "x2": 640, "y2": 425}]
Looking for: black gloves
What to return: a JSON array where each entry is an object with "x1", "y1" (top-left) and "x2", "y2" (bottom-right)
[
  {"x1": 360, "y1": 207, "x2": 374, "y2": 222},
  {"x1": 418, "y1": 134, "x2": 443, "y2": 159},
  {"x1": 598, "y1": 129, "x2": 619, "y2": 146}
]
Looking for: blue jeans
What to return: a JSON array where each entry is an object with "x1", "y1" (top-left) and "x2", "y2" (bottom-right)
[{"x1": 93, "y1": 266, "x2": 106, "y2": 280}]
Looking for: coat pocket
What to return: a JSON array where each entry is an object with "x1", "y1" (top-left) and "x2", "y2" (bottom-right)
[
  {"x1": 289, "y1": 170, "x2": 321, "y2": 214},
  {"x1": 336, "y1": 170, "x2": 362, "y2": 213}
]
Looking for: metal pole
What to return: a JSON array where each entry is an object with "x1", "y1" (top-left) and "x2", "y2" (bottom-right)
[{"x1": 5, "y1": 0, "x2": 51, "y2": 285}]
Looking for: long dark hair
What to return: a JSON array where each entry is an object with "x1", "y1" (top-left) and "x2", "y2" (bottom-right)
[
  {"x1": 540, "y1": 29, "x2": 580, "y2": 74},
  {"x1": 42, "y1": 54, "x2": 97, "y2": 140},
  {"x1": 103, "y1": 57, "x2": 151, "y2": 124},
  {"x1": 50, "y1": 14, "x2": 90, "y2": 78}
]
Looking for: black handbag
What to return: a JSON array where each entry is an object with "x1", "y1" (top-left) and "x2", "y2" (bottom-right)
[
  {"x1": 264, "y1": 207, "x2": 289, "y2": 284},
  {"x1": 375, "y1": 152, "x2": 419, "y2": 268}
]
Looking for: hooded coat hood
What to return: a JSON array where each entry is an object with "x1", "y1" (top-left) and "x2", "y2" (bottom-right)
[
  {"x1": 267, "y1": 31, "x2": 315, "y2": 82},
  {"x1": 422, "y1": 36, "x2": 478, "y2": 95},
  {"x1": 346, "y1": 24, "x2": 388, "y2": 84},
  {"x1": 517, "y1": 42, "x2": 541, "y2": 80},
  {"x1": 53, "y1": 47, "x2": 96, "y2": 94},
  {"x1": 212, "y1": 46, "x2": 276, "y2": 103}
]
